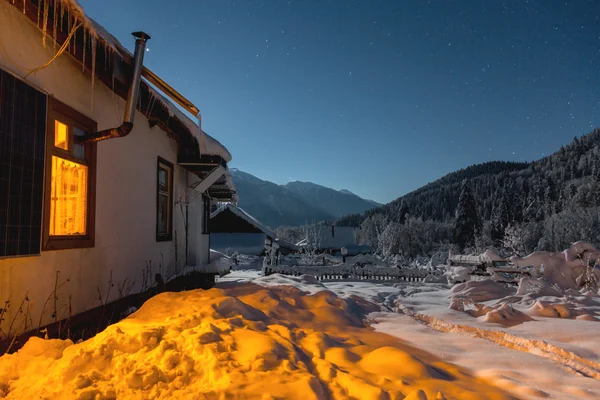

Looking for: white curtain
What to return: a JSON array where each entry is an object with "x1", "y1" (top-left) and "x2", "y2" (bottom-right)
[{"x1": 50, "y1": 156, "x2": 87, "y2": 236}]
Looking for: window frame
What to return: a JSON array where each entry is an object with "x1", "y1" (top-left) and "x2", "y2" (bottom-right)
[
  {"x1": 42, "y1": 97, "x2": 97, "y2": 251},
  {"x1": 0, "y1": 67, "x2": 47, "y2": 258},
  {"x1": 156, "y1": 157, "x2": 174, "y2": 242},
  {"x1": 202, "y1": 195, "x2": 210, "y2": 234}
]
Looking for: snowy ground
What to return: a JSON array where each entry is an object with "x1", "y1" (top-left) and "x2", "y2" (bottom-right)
[
  {"x1": 218, "y1": 268, "x2": 600, "y2": 399},
  {"x1": 1, "y1": 258, "x2": 600, "y2": 399},
  {"x1": 0, "y1": 269, "x2": 509, "y2": 400}
]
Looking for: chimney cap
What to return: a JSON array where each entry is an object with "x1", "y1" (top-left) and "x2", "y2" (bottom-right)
[{"x1": 132, "y1": 31, "x2": 151, "y2": 40}]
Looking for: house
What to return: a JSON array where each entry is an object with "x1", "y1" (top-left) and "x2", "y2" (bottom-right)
[
  {"x1": 296, "y1": 225, "x2": 371, "y2": 255},
  {"x1": 210, "y1": 203, "x2": 297, "y2": 255},
  {"x1": 0, "y1": 0, "x2": 236, "y2": 338}
]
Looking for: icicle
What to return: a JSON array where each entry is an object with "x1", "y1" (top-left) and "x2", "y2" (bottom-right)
[
  {"x1": 53, "y1": 0, "x2": 58, "y2": 52},
  {"x1": 67, "y1": 13, "x2": 72, "y2": 53},
  {"x1": 82, "y1": 28, "x2": 86, "y2": 72},
  {"x1": 60, "y1": 0, "x2": 64, "y2": 31},
  {"x1": 146, "y1": 91, "x2": 156, "y2": 119},
  {"x1": 104, "y1": 44, "x2": 108, "y2": 71},
  {"x1": 42, "y1": 0, "x2": 49, "y2": 48},
  {"x1": 72, "y1": 16, "x2": 76, "y2": 55},
  {"x1": 90, "y1": 36, "x2": 96, "y2": 111}
]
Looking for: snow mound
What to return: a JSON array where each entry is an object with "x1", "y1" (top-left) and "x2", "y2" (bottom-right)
[
  {"x1": 515, "y1": 278, "x2": 563, "y2": 297},
  {"x1": 444, "y1": 266, "x2": 473, "y2": 284},
  {"x1": 510, "y1": 241, "x2": 600, "y2": 290},
  {"x1": 180, "y1": 250, "x2": 233, "y2": 276},
  {"x1": 450, "y1": 279, "x2": 514, "y2": 304},
  {"x1": 253, "y1": 273, "x2": 326, "y2": 294},
  {"x1": 526, "y1": 300, "x2": 598, "y2": 321},
  {"x1": 480, "y1": 303, "x2": 535, "y2": 327},
  {"x1": 0, "y1": 284, "x2": 511, "y2": 399}
]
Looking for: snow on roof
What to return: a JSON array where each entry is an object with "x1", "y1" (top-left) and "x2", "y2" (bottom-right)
[
  {"x1": 55, "y1": 0, "x2": 122, "y2": 53},
  {"x1": 145, "y1": 86, "x2": 232, "y2": 162},
  {"x1": 222, "y1": 169, "x2": 238, "y2": 203},
  {"x1": 48, "y1": 1, "x2": 232, "y2": 162},
  {"x1": 199, "y1": 129, "x2": 232, "y2": 162},
  {"x1": 296, "y1": 238, "x2": 308, "y2": 247},
  {"x1": 274, "y1": 238, "x2": 298, "y2": 252},
  {"x1": 211, "y1": 203, "x2": 275, "y2": 238},
  {"x1": 449, "y1": 250, "x2": 506, "y2": 265}
]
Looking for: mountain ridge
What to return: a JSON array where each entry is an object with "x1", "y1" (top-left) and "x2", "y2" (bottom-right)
[
  {"x1": 337, "y1": 128, "x2": 600, "y2": 231},
  {"x1": 229, "y1": 169, "x2": 380, "y2": 227}
]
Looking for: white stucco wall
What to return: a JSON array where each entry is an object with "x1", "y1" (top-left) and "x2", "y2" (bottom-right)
[{"x1": 0, "y1": 3, "x2": 204, "y2": 333}]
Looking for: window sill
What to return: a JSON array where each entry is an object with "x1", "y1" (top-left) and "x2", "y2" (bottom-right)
[
  {"x1": 0, "y1": 253, "x2": 42, "y2": 260},
  {"x1": 156, "y1": 235, "x2": 172, "y2": 243},
  {"x1": 43, "y1": 237, "x2": 95, "y2": 251}
]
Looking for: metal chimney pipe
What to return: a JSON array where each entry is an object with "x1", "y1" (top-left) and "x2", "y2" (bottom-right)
[
  {"x1": 124, "y1": 31, "x2": 150, "y2": 124},
  {"x1": 81, "y1": 31, "x2": 151, "y2": 143}
]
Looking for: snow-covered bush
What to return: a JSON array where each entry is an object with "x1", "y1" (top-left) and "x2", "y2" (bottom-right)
[{"x1": 299, "y1": 223, "x2": 323, "y2": 265}]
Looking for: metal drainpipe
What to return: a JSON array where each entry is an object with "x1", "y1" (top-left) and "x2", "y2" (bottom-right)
[{"x1": 80, "y1": 31, "x2": 151, "y2": 143}]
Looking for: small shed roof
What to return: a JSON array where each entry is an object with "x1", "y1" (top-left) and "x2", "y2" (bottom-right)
[
  {"x1": 448, "y1": 250, "x2": 506, "y2": 265},
  {"x1": 210, "y1": 204, "x2": 297, "y2": 251},
  {"x1": 211, "y1": 204, "x2": 276, "y2": 238}
]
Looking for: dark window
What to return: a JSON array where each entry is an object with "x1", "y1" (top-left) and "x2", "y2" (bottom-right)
[
  {"x1": 43, "y1": 98, "x2": 97, "y2": 251},
  {"x1": 0, "y1": 68, "x2": 46, "y2": 257},
  {"x1": 157, "y1": 157, "x2": 173, "y2": 241},
  {"x1": 202, "y1": 196, "x2": 210, "y2": 234}
]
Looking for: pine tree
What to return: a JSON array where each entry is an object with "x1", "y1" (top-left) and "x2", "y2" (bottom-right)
[
  {"x1": 593, "y1": 156, "x2": 600, "y2": 181},
  {"x1": 491, "y1": 193, "x2": 513, "y2": 243},
  {"x1": 397, "y1": 202, "x2": 410, "y2": 225},
  {"x1": 453, "y1": 180, "x2": 481, "y2": 250}
]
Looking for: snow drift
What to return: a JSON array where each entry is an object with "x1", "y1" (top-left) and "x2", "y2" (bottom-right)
[
  {"x1": 510, "y1": 241, "x2": 600, "y2": 290},
  {"x1": 0, "y1": 284, "x2": 511, "y2": 399}
]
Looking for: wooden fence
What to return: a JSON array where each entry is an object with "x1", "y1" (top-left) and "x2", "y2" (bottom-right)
[{"x1": 262, "y1": 264, "x2": 432, "y2": 282}]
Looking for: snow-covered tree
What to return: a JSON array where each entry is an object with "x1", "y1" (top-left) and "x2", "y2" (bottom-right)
[
  {"x1": 453, "y1": 179, "x2": 481, "y2": 250},
  {"x1": 300, "y1": 222, "x2": 323, "y2": 264},
  {"x1": 378, "y1": 222, "x2": 401, "y2": 258},
  {"x1": 502, "y1": 224, "x2": 527, "y2": 256},
  {"x1": 397, "y1": 202, "x2": 410, "y2": 225},
  {"x1": 356, "y1": 214, "x2": 388, "y2": 249}
]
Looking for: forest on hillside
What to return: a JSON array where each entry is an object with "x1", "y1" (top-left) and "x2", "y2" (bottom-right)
[{"x1": 336, "y1": 128, "x2": 600, "y2": 260}]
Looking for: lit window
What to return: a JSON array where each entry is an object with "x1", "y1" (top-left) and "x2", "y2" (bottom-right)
[
  {"x1": 44, "y1": 98, "x2": 96, "y2": 251},
  {"x1": 54, "y1": 120, "x2": 68, "y2": 150},
  {"x1": 49, "y1": 156, "x2": 88, "y2": 235},
  {"x1": 157, "y1": 158, "x2": 173, "y2": 241}
]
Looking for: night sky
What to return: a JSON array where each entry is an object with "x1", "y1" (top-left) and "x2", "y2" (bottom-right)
[{"x1": 79, "y1": 0, "x2": 599, "y2": 203}]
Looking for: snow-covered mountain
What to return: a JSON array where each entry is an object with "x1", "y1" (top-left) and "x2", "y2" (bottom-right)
[
  {"x1": 284, "y1": 181, "x2": 381, "y2": 219},
  {"x1": 229, "y1": 169, "x2": 380, "y2": 227}
]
